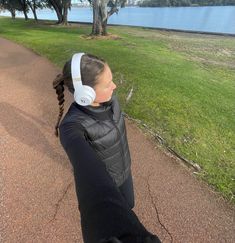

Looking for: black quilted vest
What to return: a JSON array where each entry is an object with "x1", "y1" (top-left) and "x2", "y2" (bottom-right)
[{"x1": 61, "y1": 95, "x2": 131, "y2": 187}]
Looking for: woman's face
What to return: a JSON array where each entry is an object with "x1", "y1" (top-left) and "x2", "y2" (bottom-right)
[{"x1": 93, "y1": 64, "x2": 116, "y2": 105}]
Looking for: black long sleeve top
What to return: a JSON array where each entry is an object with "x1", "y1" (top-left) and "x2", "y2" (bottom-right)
[{"x1": 62, "y1": 131, "x2": 161, "y2": 243}]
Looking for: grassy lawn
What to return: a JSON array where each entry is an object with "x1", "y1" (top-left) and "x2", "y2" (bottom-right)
[{"x1": 0, "y1": 17, "x2": 234, "y2": 203}]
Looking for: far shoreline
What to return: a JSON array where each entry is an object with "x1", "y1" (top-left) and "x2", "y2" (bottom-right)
[
  {"x1": 1, "y1": 15, "x2": 235, "y2": 37},
  {"x1": 67, "y1": 19, "x2": 235, "y2": 37}
]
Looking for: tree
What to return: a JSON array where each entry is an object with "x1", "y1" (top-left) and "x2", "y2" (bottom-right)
[
  {"x1": 26, "y1": 0, "x2": 49, "y2": 21},
  {"x1": 0, "y1": 0, "x2": 22, "y2": 18},
  {"x1": 88, "y1": 0, "x2": 127, "y2": 36},
  {"x1": 47, "y1": 0, "x2": 71, "y2": 25},
  {"x1": 18, "y1": 0, "x2": 29, "y2": 20}
]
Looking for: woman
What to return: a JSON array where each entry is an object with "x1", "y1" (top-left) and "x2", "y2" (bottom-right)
[{"x1": 53, "y1": 52, "x2": 134, "y2": 209}]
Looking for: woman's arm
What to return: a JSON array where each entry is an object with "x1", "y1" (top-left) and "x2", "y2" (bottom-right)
[{"x1": 59, "y1": 122, "x2": 161, "y2": 243}]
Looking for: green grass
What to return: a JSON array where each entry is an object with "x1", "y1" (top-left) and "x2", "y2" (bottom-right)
[{"x1": 1, "y1": 17, "x2": 234, "y2": 203}]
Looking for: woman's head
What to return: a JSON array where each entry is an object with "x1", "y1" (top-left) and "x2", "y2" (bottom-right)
[{"x1": 53, "y1": 53, "x2": 116, "y2": 136}]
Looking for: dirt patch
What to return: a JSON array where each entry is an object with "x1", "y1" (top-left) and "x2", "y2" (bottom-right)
[
  {"x1": 81, "y1": 33, "x2": 122, "y2": 40},
  {"x1": 189, "y1": 56, "x2": 235, "y2": 69}
]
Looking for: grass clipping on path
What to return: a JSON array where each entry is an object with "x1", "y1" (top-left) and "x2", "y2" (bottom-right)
[{"x1": 0, "y1": 17, "x2": 234, "y2": 203}]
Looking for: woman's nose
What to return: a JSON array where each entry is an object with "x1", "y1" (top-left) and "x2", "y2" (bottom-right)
[{"x1": 112, "y1": 82, "x2": 116, "y2": 90}]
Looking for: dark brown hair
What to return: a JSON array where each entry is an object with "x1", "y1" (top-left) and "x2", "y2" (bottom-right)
[{"x1": 53, "y1": 53, "x2": 106, "y2": 137}]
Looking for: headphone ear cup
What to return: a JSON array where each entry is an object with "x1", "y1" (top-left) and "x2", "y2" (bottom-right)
[
  {"x1": 74, "y1": 85, "x2": 96, "y2": 106},
  {"x1": 71, "y1": 53, "x2": 97, "y2": 106}
]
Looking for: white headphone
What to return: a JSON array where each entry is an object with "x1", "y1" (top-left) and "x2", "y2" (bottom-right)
[{"x1": 71, "y1": 53, "x2": 96, "y2": 106}]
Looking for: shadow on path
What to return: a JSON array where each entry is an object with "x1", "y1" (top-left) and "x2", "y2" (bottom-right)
[{"x1": 0, "y1": 102, "x2": 68, "y2": 168}]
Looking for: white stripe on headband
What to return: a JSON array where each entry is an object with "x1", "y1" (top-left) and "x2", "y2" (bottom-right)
[{"x1": 71, "y1": 53, "x2": 85, "y2": 82}]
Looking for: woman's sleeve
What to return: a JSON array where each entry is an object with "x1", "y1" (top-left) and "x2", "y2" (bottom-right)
[
  {"x1": 58, "y1": 122, "x2": 161, "y2": 243},
  {"x1": 59, "y1": 122, "x2": 86, "y2": 149}
]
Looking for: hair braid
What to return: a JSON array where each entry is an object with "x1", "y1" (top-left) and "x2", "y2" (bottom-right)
[{"x1": 53, "y1": 74, "x2": 65, "y2": 137}]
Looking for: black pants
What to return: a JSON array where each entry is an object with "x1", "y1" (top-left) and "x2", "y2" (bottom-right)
[{"x1": 118, "y1": 173, "x2": 135, "y2": 209}]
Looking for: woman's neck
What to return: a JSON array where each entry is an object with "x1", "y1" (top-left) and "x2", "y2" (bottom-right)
[{"x1": 91, "y1": 102, "x2": 101, "y2": 107}]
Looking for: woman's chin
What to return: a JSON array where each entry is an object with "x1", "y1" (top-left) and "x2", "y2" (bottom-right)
[
  {"x1": 95, "y1": 95, "x2": 113, "y2": 104},
  {"x1": 105, "y1": 96, "x2": 112, "y2": 102}
]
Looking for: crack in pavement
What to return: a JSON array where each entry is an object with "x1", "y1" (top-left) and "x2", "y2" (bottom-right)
[
  {"x1": 146, "y1": 174, "x2": 173, "y2": 243},
  {"x1": 47, "y1": 181, "x2": 73, "y2": 224},
  {"x1": 27, "y1": 181, "x2": 74, "y2": 241}
]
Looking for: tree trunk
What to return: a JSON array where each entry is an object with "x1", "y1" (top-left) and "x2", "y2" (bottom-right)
[
  {"x1": 23, "y1": 8, "x2": 28, "y2": 20},
  {"x1": 62, "y1": 6, "x2": 66, "y2": 25},
  {"x1": 56, "y1": 11, "x2": 63, "y2": 24},
  {"x1": 19, "y1": 0, "x2": 28, "y2": 20},
  {"x1": 49, "y1": 0, "x2": 63, "y2": 24},
  {"x1": 100, "y1": 0, "x2": 108, "y2": 35},
  {"x1": 101, "y1": 18, "x2": 107, "y2": 35},
  {"x1": 10, "y1": 9, "x2": 16, "y2": 19},
  {"x1": 61, "y1": 0, "x2": 71, "y2": 25},
  {"x1": 32, "y1": 8, "x2": 38, "y2": 21},
  {"x1": 91, "y1": 0, "x2": 114, "y2": 36},
  {"x1": 27, "y1": 1, "x2": 38, "y2": 21},
  {"x1": 92, "y1": 0, "x2": 103, "y2": 35}
]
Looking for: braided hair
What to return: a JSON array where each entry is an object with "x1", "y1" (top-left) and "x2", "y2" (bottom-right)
[{"x1": 53, "y1": 74, "x2": 65, "y2": 137}]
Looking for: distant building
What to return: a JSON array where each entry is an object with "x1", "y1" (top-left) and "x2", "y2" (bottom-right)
[
  {"x1": 71, "y1": 0, "x2": 90, "y2": 7},
  {"x1": 126, "y1": 0, "x2": 142, "y2": 6}
]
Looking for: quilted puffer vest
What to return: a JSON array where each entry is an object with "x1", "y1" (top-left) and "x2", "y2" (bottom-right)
[{"x1": 62, "y1": 95, "x2": 131, "y2": 187}]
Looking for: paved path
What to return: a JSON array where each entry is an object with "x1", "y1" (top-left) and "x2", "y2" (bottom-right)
[{"x1": 0, "y1": 37, "x2": 234, "y2": 243}]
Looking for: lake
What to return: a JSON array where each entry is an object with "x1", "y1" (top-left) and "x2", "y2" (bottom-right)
[{"x1": 1, "y1": 6, "x2": 235, "y2": 35}]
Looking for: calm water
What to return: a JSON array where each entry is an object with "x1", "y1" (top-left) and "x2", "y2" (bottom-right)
[{"x1": 1, "y1": 6, "x2": 235, "y2": 34}]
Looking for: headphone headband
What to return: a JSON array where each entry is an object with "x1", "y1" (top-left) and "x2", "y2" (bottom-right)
[{"x1": 71, "y1": 53, "x2": 85, "y2": 84}]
